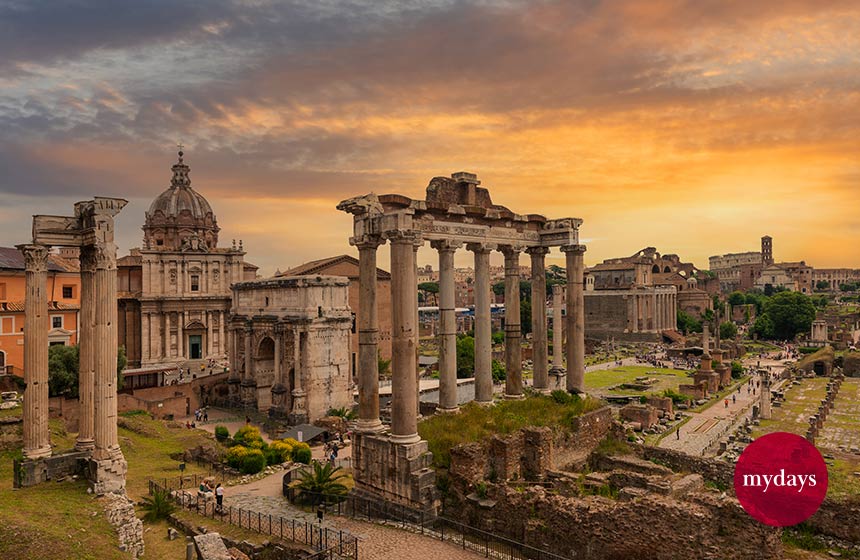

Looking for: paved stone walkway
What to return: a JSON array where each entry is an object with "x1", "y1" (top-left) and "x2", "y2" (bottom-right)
[
  {"x1": 224, "y1": 473, "x2": 485, "y2": 560},
  {"x1": 659, "y1": 357, "x2": 786, "y2": 456}
]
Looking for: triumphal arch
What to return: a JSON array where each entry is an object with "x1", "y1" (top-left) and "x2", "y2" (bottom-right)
[{"x1": 338, "y1": 172, "x2": 586, "y2": 512}]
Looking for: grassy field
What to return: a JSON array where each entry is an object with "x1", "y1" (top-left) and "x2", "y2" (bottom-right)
[
  {"x1": 418, "y1": 394, "x2": 605, "y2": 468},
  {"x1": 751, "y1": 378, "x2": 829, "y2": 439},
  {"x1": 584, "y1": 365, "x2": 692, "y2": 396}
]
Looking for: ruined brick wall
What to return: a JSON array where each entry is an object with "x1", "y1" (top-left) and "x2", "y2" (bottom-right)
[
  {"x1": 554, "y1": 407, "x2": 614, "y2": 470},
  {"x1": 0, "y1": 416, "x2": 22, "y2": 450},
  {"x1": 455, "y1": 486, "x2": 781, "y2": 560},
  {"x1": 635, "y1": 446, "x2": 734, "y2": 489},
  {"x1": 844, "y1": 352, "x2": 860, "y2": 377},
  {"x1": 807, "y1": 497, "x2": 860, "y2": 543},
  {"x1": 619, "y1": 404, "x2": 659, "y2": 429}
]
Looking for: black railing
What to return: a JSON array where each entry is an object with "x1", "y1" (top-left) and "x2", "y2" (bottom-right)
[
  {"x1": 149, "y1": 477, "x2": 359, "y2": 560},
  {"x1": 289, "y1": 489, "x2": 572, "y2": 560}
]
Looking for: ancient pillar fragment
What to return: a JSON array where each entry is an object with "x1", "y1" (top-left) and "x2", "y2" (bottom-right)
[
  {"x1": 432, "y1": 239, "x2": 461, "y2": 413},
  {"x1": 501, "y1": 245, "x2": 523, "y2": 398},
  {"x1": 355, "y1": 236, "x2": 384, "y2": 432},
  {"x1": 413, "y1": 237, "x2": 422, "y2": 417},
  {"x1": 389, "y1": 232, "x2": 420, "y2": 443},
  {"x1": 550, "y1": 284, "x2": 566, "y2": 384},
  {"x1": 468, "y1": 243, "x2": 494, "y2": 404},
  {"x1": 563, "y1": 244, "x2": 586, "y2": 393},
  {"x1": 18, "y1": 244, "x2": 51, "y2": 459},
  {"x1": 527, "y1": 247, "x2": 550, "y2": 392},
  {"x1": 76, "y1": 245, "x2": 96, "y2": 451}
]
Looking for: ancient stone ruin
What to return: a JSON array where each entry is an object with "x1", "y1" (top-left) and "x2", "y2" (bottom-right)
[{"x1": 338, "y1": 172, "x2": 585, "y2": 513}]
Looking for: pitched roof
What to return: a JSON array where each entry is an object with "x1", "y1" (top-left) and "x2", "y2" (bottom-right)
[
  {"x1": 0, "y1": 247, "x2": 78, "y2": 273},
  {"x1": 279, "y1": 254, "x2": 391, "y2": 280},
  {"x1": 0, "y1": 301, "x2": 79, "y2": 312}
]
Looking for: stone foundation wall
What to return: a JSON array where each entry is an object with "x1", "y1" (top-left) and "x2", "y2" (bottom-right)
[
  {"x1": 679, "y1": 382, "x2": 707, "y2": 400},
  {"x1": 635, "y1": 446, "x2": 734, "y2": 489},
  {"x1": 807, "y1": 498, "x2": 860, "y2": 543},
  {"x1": 101, "y1": 492, "x2": 144, "y2": 558},
  {"x1": 554, "y1": 407, "x2": 614, "y2": 470},
  {"x1": 454, "y1": 486, "x2": 781, "y2": 560},
  {"x1": 619, "y1": 404, "x2": 659, "y2": 430},
  {"x1": 0, "y1": 415, "x2": 22, "y2": 450},
  {"x1": 13, "y1": 450, "x2": 89, "y2": 488}
]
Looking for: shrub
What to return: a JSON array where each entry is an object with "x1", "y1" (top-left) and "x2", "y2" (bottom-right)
[
  {"x1": 550, "y1": 390, "x2": 580, "y2": 405},
  {"x1": 327, "y1": 407, "x2": 356, "y2": 421},
  {"x1": 240, "y1": 449, "x2": 267, "y2": 474},
  {"x1": 214, "y1": 425, "x2": 230, "y2": 442},
  {"x1": 139, "y1": 487, "x2": 176, "y2": 522},
  {"x1": 730, "y1": 361, "x2": 744, "y2": 379},
  {"x1": 267, "y1": 440, "x2": 294, "y2": 464},
  {"x1": 292, "y1": 443, "x2": 312, "y2": 464},
  {"x1": 293, "y1": 462, "x2": 349, "y2": 505},
  {"x1": 226, "y1": 445, "x2": 251, "y2": 469},
  {"x1": 662, "y1": 388, "x2": 692, "y2": 404},
  {"x1": 234, "y1": 425, "x2": 264, "y2": 447},
  {"x1": 491, "y1": 359, "x2": 506, "y2": 382}
]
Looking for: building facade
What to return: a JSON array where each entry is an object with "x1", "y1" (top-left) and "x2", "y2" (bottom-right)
[{"x1": 118, "y1": 151, "x2": 257, "y2": 367}]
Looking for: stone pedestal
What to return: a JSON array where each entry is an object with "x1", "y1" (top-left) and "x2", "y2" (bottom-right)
[
  {"x1": 693, "y1": 370, "x2": 720, "y2": 395},
  {"x1": 240, "y1": 380, "x2": 258, "y2": 408},
  {"x1": 88, "y1": 452, "x2": 128, "y2": 495},
  {"x1": 288, "y1": 389, "x2": 308, "y2": 425},
  {"x1": 351, "y1": 431, "x2": 437, "y2": 516}
]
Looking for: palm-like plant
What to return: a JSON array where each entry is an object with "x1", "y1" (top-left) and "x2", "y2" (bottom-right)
[
  {"x1": 139, "y1": 487, "x2": 176, "y2": 522},
  {"x1": 294, "y1": 462, "x2": 350, "y2": 505}
]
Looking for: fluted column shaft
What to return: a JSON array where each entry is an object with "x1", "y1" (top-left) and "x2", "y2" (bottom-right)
[
  {"x1": 469, "y1": 244, "x2": 493, "y2": 403},
  {"x1": 502, "y1": 247, "x2": 523, "y2": 398},
  {"x1": 19, "y1": 244, "x2": 51, "y2": 459},
  {"x1": 433, "y1": 240, "x2": 460, "y2": 412},
  {"x1": 528, "y1": 247, "x2": 549, "y2": 391},
  {"x1": 389, "y1": 234, "x2": 419, "y2": 443},
  {"x1": 563, "y1": 244, "x2": 586, "y2": 393},
  {"x1": 356, "y1": 238, "x2": 383, "y2": 432},
  {"x1": 76, "y1": 246, "x2": 95, "y2": 451},
  {"x1": 413, "y1": 239, "x2": 421, "y2": 417},
  {"x1": 93, "y1": 245, "x2": 120, "y2": 460}
]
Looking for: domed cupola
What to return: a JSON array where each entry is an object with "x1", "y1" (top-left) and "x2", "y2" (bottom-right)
[{"x1": 143, "y1": 150, "x2": 220, "y2": 251}]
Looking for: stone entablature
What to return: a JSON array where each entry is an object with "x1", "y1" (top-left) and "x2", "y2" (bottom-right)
[{"x1": 229, "y1": 275, "x2": 352, "y2": 423}]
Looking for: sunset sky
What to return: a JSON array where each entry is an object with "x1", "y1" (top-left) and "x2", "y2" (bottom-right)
[{"x1": 1, "y1": 0, "x2": 859, "y2": 275}]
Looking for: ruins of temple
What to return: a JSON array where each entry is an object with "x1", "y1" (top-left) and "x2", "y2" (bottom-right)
[
  {"x1": 338, "y1": 171, "x2": 585, "y2": 512},
  {"x1": 227, "y1": 275, "x2": 353, "y2": 423}
]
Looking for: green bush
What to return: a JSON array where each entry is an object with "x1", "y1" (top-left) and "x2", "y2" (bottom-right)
[
  {"x1": 240, "y1": 449, "x2": 267, "y2": 474},
  {"x1": 292, "y1": 444, "x2": 312, "y2": 464},
  {"x1": 233, "y1": 425, "x2": 264, "y2": 447},
  {"x1": 139, "y1": 487, "x2": 176, "y2": 522},
  {"x1": 491, "y1": 359, "x2": 506, "y2": 382},
  {"x1": 214, "y1": 425, "x2": 230, "y2": 442},
  {"x1": 730, "y1": 361, "x2": 744, "y2": 379},
  {"x1": 798, "y1": 347, "x2": 819, "y2": 355},
  {"x1": 662, "y1": 388, "x2": 692, "y2": 404}
]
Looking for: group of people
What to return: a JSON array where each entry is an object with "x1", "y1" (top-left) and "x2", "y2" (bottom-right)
[
  {"x1": 198, "y1": 477, "x2": 225, "y2": 511},
  {"x1": 195, "y1": 408, "x2": 209, "y2": 422}
]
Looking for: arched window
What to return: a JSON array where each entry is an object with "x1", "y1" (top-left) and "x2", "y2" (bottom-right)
[{"x1": 652, "y1": 265, "x2": 660, "y2": 273}]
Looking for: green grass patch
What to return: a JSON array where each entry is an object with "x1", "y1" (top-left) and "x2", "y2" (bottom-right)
[
  {"x1": 418, "y1": 395, "x2": 605, "y2": 468},
  {"x1": 585, "y1": 366, "x2": 692, "y2": 396}
]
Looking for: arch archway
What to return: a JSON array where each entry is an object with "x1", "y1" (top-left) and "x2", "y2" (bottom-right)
[
  {"x1": 256, "y1": 336, "x2": 275, "y2": 372},
  {"x1": 652, "y1": 265, "x2": 660, "y2": 273}
]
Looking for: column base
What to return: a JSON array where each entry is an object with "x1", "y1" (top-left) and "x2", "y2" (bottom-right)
[
  {"x1": 503, "y1": 393, "x2": 525, "y2": 400},
  {"x1": 287, "y1": 411, "x2": 308, "y2": 426},
  {"x1": 74, "y1": 438, "x2": 95, "y2": 452},
  {"x1": 355, "y1": 418, "x2": 385, "y2": 433},
  {"x1": 474, "y1": 399, "x2": 495, "y2": 407},
  {"x1": 389, "y1": 432, "x2": 422, "y2": 445},
  {"x1": 436, "y1": 406, "x2": 460, "y2": 414},
  {"x1": 351, "y1": 431, "x2": 438, "y2": 516},
  {"x1": 24, "y1": 446, "x2": 52, "y2": 460},
  {"x1": 87, "y1": 452, "x2": 128, "y2": 495}
]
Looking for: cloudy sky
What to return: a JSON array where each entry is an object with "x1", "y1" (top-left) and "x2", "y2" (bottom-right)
[{"x1": 2, "y1": 0, "x2": 859, "y2": 274}]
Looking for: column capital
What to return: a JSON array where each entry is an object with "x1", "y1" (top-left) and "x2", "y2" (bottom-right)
[
  {"x1": 552, "y1": 283, "x2": 565, "y2": 296},
  {"x1": 17, "y1": 244, "x2": 50, "y2": 272},
  {"x1": 80, "y1": 244, "x2": 98, "y2": 273},
  {"x1": 386, "y1": 230, "x2": 422, "y2": 246},
  {"x1": 92, "y1": 241, "x2": 118, "y2": 270},
  {"x1": 525, "y1": 246, "x2": 551, "y2": 257},
  {"x1": 429, "y1": 239, "x2": 463, "y2": 253},
  {"x1": 561, "y1": 244, "x2": 587, "y2": 255},
  {"x1": 466, "y1": 242, "x2": 497, "y2": 254},
  {"x1": 353, "y1": 234, "x2": 385, "y2": 250},
  {"x1": 499, "y1": 244, "x2": 526, "y2": 257}
]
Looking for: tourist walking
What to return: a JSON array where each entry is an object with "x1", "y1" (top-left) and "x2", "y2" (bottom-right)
[
  {"x1": 724, "y1": 399, "x2": 728, "y2": 408},
  {"x1": 215, "y1": 483, "x2": 224, "y2": 512}
]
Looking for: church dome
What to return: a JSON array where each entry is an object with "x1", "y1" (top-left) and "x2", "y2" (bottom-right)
[{"x1": 143, "y1": 151, "x2": 220, "y2": 251}]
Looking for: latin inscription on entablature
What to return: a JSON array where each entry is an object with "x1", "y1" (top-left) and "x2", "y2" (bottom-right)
[{"x1": 414, "y1": 220, "x2": 541, "y2": 244}]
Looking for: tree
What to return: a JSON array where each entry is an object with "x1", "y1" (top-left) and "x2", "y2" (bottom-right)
[
  {"x1": 491, "y1": 282, "x2": 505, "y2": 298},
  {"x1": 491, "y1": 359, "x2": 506, "y2": 382},
  {"x1": 48, "y1": 344, "x2": 79, "y2": 398},
  {"x1": 676, "y1": 310, "x2": 702, "y2": 335},
  {"x1": 764, "y1": 291, "x2": 816, "y2": 340},
  {"x1": 752, "y1": 314, "x2": 775, "y2": 339},
  {"x1": 815, "y1": 280, "x2": 831, "y2": 291},
  {"x1": 456, "y1": 335, "x2": 475, "y2": 378},
  {"x1": 294, "y1": 462, "x2": 350, "y2": 505},
  {"x1": 418, "y1": 282, "x2": 439, "y2": 306},
  {"x1": 719, "y1": 321, "x2": 738, "y2": 341},
  {"x1": 378, "y1": 351, "x2": 391, "y2": 377},
  {"x1": 728, "y1": 291, "x2": 746, "y2": 306},
  {"x1": 520, "y1": 298, "x2": 532, "y2": 335},
  {"x1": 701, "y1": 308, "x2": 715, "y2": 323}
]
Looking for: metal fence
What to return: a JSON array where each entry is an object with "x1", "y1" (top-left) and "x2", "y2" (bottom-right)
[
  {"x1": 288, "y1": 490, "x2": 572, "y2": 560},
  {"x1": 149, "y1": 477, "x2": 359, "y2": 560}
]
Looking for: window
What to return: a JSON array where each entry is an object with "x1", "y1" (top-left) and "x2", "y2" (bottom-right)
[
  {"x1": 0, "y1": 283, "x2": 5, "y2": 301},
  {"x1": 265, "y1": 296, "x2": 270, "y2": 307},
  {"x1": 52, "y1": 316, "x2": 63, "y2": 329},
  {"x1": 191, "y1": 275, "x2": 200, "y2": 292},
  {"x1": 156, "y1": 239, "x2": 164, "y2": 246},
  {"x1": 62, "y1": 285, "x2": 74, "y2": 299}
]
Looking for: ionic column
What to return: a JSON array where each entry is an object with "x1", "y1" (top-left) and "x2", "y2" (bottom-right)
[
  {"x1": 355, "y1": 236, "x2": 384, "y2": 432},
  {"x1": 432, "y1": 239, "x2": 461, "y2": 413},
  {"x1": 562, "y1": 244, "x2": 586, "y2": 393},
  {"x1": 468, "y1": 243, "x2": 494, "y2": 404},
  {"x1": 18, "y1": 244, "x2": 51, "y2": 459},
  {"x1": 501, "y1": 246, "x2": 523, "y2": 398},
  {"x1": 92, "y1": 242, "x2": 120, "y2": 461},
  {"x1": 76, "y1": 245, "x2": 96, "y2": 451},
  {"x1": 527, "y1": 247, "x2": 550, "y2": 392},
  {"x1": 389, "y1": 232, "x2": 420, "y2": 443},
  {"x1": 550, "y1": 284, "x2": 566, "y2": 377}
]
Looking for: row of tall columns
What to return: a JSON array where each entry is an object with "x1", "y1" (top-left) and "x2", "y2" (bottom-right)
[
  {"x1": 76, "y1": 246, "x2": 95, "y2": 451},
  {"x1": 550, "y1": 284, "x2": 565, "y2": 373},
  {"x1": 92, "y1": 242, "x2": 120, "y2": 461},
  {"x1": 353, "y1": 235, "x2": 587, "y2": 437},
  {"x1": 20, "y1": 245, "x2": 51, "y2": 459}
]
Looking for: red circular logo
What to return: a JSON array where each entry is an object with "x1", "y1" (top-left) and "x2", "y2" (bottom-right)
[{"x1": 734, "y1": 432, "x2": 828, "y2": 526}]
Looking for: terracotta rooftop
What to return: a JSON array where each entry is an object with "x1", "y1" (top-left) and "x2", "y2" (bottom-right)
[
  {"x1": 0, "y1": 247, "x2": 79, "y2": 273},
  {"x1": 0, "y1": 301, "x2": 79, "y2": 312},
  {"x1": 279, "y1": 254, "x2": 391, "y2": 281}
]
